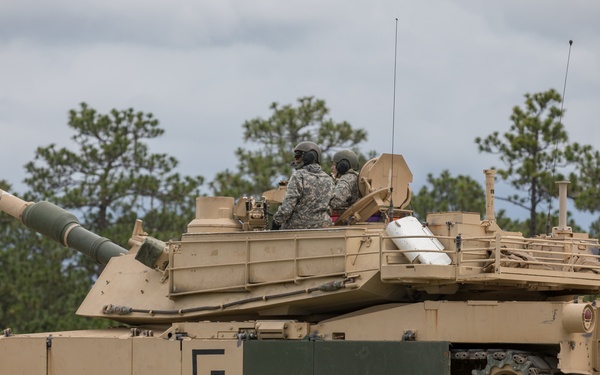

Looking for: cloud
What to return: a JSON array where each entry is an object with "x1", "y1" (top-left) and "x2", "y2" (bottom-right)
[{"x1": 1, "y1": 0, "x2": 599, "y2": 227}]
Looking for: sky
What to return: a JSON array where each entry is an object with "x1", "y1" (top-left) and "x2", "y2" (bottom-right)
[{"x1": 1, "y1": 0, "x2": 599, "y2": 228}]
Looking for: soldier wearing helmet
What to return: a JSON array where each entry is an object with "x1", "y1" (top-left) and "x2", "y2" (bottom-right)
[
  {"x1": 330, "y1": 149, "x2": 360, "y2": 212},
  {"x1": 272, "y1": 141, "x2": 334, "y2": 229}
]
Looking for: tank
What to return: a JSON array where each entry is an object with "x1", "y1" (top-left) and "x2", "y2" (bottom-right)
[{"x1": 2, "y1": 153, "x2": 600, "y2": 375}]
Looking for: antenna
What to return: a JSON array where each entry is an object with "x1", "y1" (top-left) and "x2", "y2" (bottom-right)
[
  {"x1": 388, "y1": 18, "x2": 399, "y2": 223},
  {"x1": 546, "y1": 39, "x2": 573, "y2": 235}
]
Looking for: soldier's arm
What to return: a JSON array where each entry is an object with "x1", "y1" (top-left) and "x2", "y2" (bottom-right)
[
  {"x1": 330, "y1": 180, "x2": 351, "y2": 210},
  {"x1": 273, "y1": 174, "x2": 302, "y2": 224}
]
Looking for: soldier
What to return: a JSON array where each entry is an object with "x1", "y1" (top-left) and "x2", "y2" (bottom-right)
[
  {"x1": 272, "y1": 141, "x2": 334, "y2": 229},
  {"x1": 330, "y1": 149, "x2": 360, "y2": 212}
]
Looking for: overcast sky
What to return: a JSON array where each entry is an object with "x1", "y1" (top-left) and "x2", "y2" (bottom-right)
[{"x1": 1, "y1": 0, "x2": 599, "y2": 227}]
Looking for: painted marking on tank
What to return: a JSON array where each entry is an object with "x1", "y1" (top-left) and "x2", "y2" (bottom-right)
[{"x1": 192, "y1": 348, "x2": 225, "y2": 375}]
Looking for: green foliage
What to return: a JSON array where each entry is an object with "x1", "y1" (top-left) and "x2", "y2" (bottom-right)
[
  {"x1": 1, "y1": 104, "x2": 204, "y2": 333},
  {"x1": 494, "y1": 209, "x2": 523, "y2": 233},
  {"x1": 410, "y1": 170, "x2": 486, "y2": 221},
  {"x1": 589, "y1": 219, "x2": 600, "y2": 240},
  {"x1": 408, "y1": 171, "x2": 578, "y2": 237},
  {"x1": 0, "y1": 180, "x2": 113, "y2": 333},
  {"x1": 475, "y1": 89, "x2": 576, "y2": 237},
  {"x1": 209, "y1": 97, "x2": 370, "y2": 197},
  {"x1": 566, "y1": 144, "x2": 600, "y2": 215},
  {"x1": 0, "y1": 228, "x2": 114, "y2": 333},
  {"x1": 23, "y1": 102, "x2": 203, "y2": 246},
  {"x1": 495, "y1": 209, "x2": 582, "y2": 236}
]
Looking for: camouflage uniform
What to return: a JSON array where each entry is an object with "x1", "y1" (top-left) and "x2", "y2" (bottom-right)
[
  {"x1": 330, "y1": 170, "x2": 360, "y2": 211},
  {"x1": 273, "y1": 164, "x2": 334, "y2": 229}
]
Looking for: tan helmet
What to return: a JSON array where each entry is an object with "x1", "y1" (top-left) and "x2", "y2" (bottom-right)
[
  {"x1": 294, "y1": 141, "x2": 322, "y2": 165},
  {"x1": 332, "y1": 150, "x2": 359, "y2": 174}
]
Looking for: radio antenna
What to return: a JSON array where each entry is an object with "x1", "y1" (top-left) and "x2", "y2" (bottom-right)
[
  {"x1": 388, "y1": 18, "x2": 399, "y2": 223},
  {"x1": 546, "y1": 39, "x2": 573, "y2": 235}
]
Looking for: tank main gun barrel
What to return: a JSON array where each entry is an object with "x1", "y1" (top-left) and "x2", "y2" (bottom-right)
[{"x1": 0, "y1": 189, "x2": 128, "y2": 265}]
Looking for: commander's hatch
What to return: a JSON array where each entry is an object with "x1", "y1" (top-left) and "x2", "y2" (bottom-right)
[
  {"x1": 358, "y1": 153, "x2": 413, "y2": 209},
  {"x1": 335, "y1": 154, "x2": 414, "y2": 225}
]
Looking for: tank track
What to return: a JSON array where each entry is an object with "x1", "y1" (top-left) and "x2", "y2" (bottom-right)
[{"x1": 450, "y1": 349, "x2": 562, "y2": 375}]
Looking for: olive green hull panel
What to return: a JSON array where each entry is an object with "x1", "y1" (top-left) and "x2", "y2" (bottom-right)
[{"x1": 244, "y1": 340, "x2": 451, "y2": 375}]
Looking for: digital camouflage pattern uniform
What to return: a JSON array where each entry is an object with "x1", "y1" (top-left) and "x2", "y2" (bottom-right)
[
  {"x1": 273, "y1": 163, "x2": 334, "y2": 229},
  {"x1": 330, "y1": 170, "x2": 360, "y2": 211}
]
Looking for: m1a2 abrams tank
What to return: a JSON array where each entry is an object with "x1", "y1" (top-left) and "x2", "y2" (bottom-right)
[{"x1": 1, "y1": 153, "x2": 600, "y2": 375}]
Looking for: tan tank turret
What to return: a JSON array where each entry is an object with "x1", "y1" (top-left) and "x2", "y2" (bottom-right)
[{"x1": 2, "y1": 154, "x2": 600, "y2": 375}]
